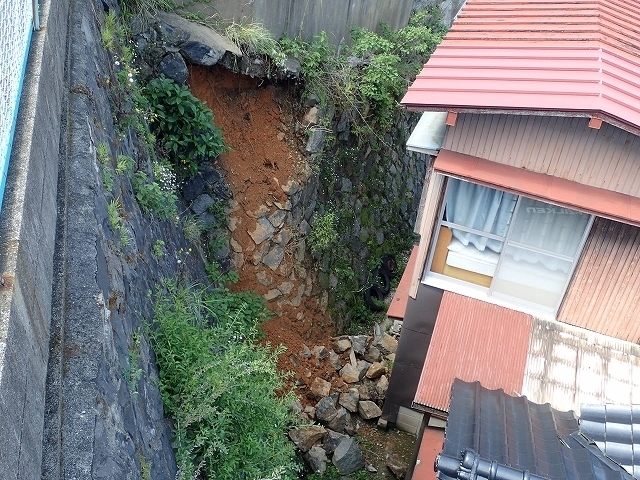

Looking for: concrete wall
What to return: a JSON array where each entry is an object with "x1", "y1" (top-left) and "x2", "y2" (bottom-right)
[
  {"x1": 183, "y1": 0, "x2": 414, "y2": 42},
  {"x1": 0, "y1": 0, "x2": 68, "y2": 477}
]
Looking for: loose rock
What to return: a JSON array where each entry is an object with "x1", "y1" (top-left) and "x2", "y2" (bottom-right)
[
  {"x1": 249, "y1": 217, "x2": 275, "y2": 244},
  {"x1": 289, "y1": 425, "x2": 326, "y2": 452},
  {"x1": 358, "y1": 400, "x2": 382, "y2": 420},
  {"x1": 374, "y1": 333, "x2": 398, "y2": 355},
  {"x1": 350, "y1": 335, "x2": 369, "y2": 355},
  {"x1": 315, "y1": 396, "x2": 339, "y2": 423},
  {"x1": 386, "y1": 453, "x2": 408, "y2": 479},
  {"x1": 332, "y1": 437, "x2": 365, "y2": 475},
  {"x1": 328, "y1": 350, "x2": 343, "y2": 371},
  {"x1": 310, "y1": 378, "x2": 331, "y2": 398},
  {"x1": 262, "y1": 245, "x2": 284, "y2": 270},
  {"x1": 363, "y1": 346, "x2": 382, "y2": 363},
  {"x1": 339, "y1": 388, "x2": 360, "y2": 413},
  {"x1": 323, "y1": 429, "x2": 348, "y2": 454},
  {"x1": 365, "y1": 362, "x2": 386, "y2": 380},
  {"x1": 376, "y1": 375, "x2": 389, "y2": 398},
  {"x1": 304, "y1": 446, "x2": 328, "y2": 474},
  {"x1": 327, "y1": 407, "x2": 355, "y2": 435},
  {"x1": 333, "y1": 336, "x2": 351, "y2": 353}
]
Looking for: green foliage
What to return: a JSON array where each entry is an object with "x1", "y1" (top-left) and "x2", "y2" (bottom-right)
[
  {"x1": 101, "y1": 11, "x2": 117, "y2": 50},
  {"x1": 308, "y1": 210, "x2": 338, "y2": 254},
  {"x1": 107, "y1": 198, "x2": 132, "y2": 247},
  {"x1": 116, "y1": 154, "x2": 136, "y2": 175},
  {"x1": 119, "y1": 0, "x2": 176, "y2": 17},
  {"x1": 278, "y1": 9, "x2": 446, "y2": 129},
  {"x1": 225, "y1": 21, "x2": 284, "y2": 65},
  {"x1": 132, "y1": 170, "x2": 178, "y2": 221},
  {"x1": 142, "y1": 76, "x2": 227, "y2": 179},
  {"x1": 152, "y1": 239, "x2": 166, "y2": 259},
  {"x1": 308, "y1": 465, "x2": 369, "y2": 480},
  {"x1": 148, "y1": 280, "x2": 299, "y2": 480},
  {"x1": 125, "y1": 331, "x2": 144, "y2": 394},
  {"x1": 182, "y1": 215, "x2": 203, "y2": 244}
]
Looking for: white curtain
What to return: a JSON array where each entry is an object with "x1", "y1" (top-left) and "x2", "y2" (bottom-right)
[{"x1": 445, "y1": 179, "x2": 517, "y2": 253}]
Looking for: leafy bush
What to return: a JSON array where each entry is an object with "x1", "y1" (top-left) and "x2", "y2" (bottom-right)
[
  {"x1": 142, "y1": 77, "x2": 227, "y2": 179},
  {"x1": 148, "y1": 281, "x2": 300, "y2": 480},
  {"x1": 279, "y1": 9, "x2": 446, "y2": 128}
]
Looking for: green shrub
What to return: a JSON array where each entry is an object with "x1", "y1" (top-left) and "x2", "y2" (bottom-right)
[
  {"x1": 132, "y1": 170, "x2": 178, "y2": 221},
  {"x1": 148, "y1": 281, "x2": 300, "y2": 480},
  {"x1": 142, "y1": 77, "x2": 227, "y2": 179},
  {"x1": 308, "y1": 211, "x2": 338, "y2": 254}
]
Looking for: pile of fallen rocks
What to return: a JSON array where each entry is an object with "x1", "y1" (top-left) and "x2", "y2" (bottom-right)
[{"x1": 288, "y1": 329, "x2": 401, "y2": 476}]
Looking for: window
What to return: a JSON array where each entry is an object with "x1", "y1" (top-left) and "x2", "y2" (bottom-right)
[{"x1": 426, "y1": 178, "x2": 593, "y2": 315}]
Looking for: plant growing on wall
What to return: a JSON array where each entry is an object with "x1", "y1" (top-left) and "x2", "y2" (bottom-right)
[{"x1": 141, "y1": 76, "x2": 227, "y2": 179}]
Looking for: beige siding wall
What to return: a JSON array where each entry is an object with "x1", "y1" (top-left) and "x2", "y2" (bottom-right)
[
  {"x1": 559, "y1": 217, "x2": 640, "y2": 343},
  {"x1": 443, "y1": 114, "x2": 640, "y2": 196},
  {"x1": 411, "y1": 171, "x2": 445, "y2": 297}
]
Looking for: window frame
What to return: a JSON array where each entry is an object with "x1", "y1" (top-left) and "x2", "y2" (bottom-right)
[{"x1": 423, "y1": 176, "x2": 594, "y2": 318}]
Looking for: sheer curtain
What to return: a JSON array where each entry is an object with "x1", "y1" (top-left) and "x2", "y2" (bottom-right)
[{"x1": 445, "y1": 179, "x2": 517, "y2": 253}]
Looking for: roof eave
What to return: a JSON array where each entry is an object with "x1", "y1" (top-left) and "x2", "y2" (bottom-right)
[{"x1": 401, "y1": 105, "x2": 640, "y2": 137}]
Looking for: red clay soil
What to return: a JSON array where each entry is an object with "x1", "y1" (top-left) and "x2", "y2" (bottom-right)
[{"x1": 188, "y1": 65, "x2": 346, "y2": 403}]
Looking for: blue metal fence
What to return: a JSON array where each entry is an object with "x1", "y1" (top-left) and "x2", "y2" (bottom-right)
[{"x1": 0, "y1": 0, "x2": 38, "y2": 209}]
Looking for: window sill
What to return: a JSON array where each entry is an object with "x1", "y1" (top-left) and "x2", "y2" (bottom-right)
[{"x1": 423, "y1": 274, "x2": 557, "y2": 321}]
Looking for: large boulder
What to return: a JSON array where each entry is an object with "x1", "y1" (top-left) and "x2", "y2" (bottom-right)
[
  {"x1": 332, "y1": 437, "x2": 365, "y2": 475},
  {"x1": 289, "y1": 425, "x2": 326, "y2": 452},
  {"x1": 155, "y1": 11, "x2": 241, "y2": 63},
  {"x1": 363, "y1": 345, "x2": 382, "y2": 363}
]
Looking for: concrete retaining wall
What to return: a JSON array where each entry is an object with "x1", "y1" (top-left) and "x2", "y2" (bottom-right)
[
  {"x1": 0, "y1": 0, "x2": 69, "y2": 477},
  {"x1": 183, "y1": 0, "x2": 465, "y2": 44}
]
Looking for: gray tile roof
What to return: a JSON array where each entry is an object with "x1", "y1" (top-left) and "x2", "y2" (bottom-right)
[
  {"x1": 436, "y1": 379, "x2": 635, "y2": 480},
  {"x1": 580, "y1": 404, "x2": 640, "y2": 478}
]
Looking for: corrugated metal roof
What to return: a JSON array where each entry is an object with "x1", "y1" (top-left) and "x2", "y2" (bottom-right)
[
  {"x1": 436, "y1": 379, "x2": 635, "y2": 480},
  {"x1": 522, "y1": 317, "x2": 640, "y2": 414},
  {"x1": 402, "y1": 0, "x2": 640, "y2": 134},
  {"x1": 580, "y1": 404, "x2": 640, "y2": 478},
  {"x1": 413, "y1": 292, "x2": 532, "y2": 413}
]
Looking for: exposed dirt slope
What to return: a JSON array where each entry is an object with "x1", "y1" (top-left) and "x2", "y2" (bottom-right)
[{"x1": 189, "y1": 65, "x2": 341, "y2": 399}]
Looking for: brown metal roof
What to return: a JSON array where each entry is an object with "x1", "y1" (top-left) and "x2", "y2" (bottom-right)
[
  {"x1": 434, "y1": 149, "x2": 640, "y2": 226},
  {"x1": 413, "y1": 292, "x2": 532, "y2": 414},
  {"x1": 402, "y1": 0, "x2": 640, "y2": 134}
]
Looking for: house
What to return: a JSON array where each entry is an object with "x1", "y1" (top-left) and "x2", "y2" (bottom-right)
[
  {"x1": 382, "y1": 0, "x2": 640, "y2": 441},
  {"x1": 428, "y1": 379, "x2": 635, "y2": 480}
]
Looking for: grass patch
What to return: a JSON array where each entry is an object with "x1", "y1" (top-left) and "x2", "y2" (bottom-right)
[{"x1": 148, "y1": 280, "x2": 301, "y2": 480}]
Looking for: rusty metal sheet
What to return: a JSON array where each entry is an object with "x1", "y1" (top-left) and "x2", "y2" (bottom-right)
[
  {"x1": 413, "y1": 292, "x2": 532, "y2": 413},
  {"x1": 402, "y1": 0, "x2": 640, "y2": 134}
]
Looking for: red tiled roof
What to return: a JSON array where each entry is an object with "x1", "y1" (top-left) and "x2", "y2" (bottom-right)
[
  {"x1": 402, "y1": 0, "x2": 640, "y2": 133},
  {"x1": 413, "y1": 292, "x2": 532, "y2": 413}
]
